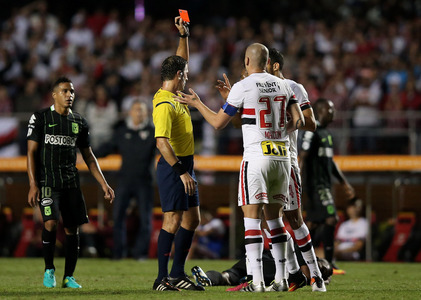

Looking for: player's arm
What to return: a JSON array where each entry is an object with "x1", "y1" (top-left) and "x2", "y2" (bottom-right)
[
  {"x1": 80, "y1": 147, "x2": 115, "y2": 203},
  {"x1": 156, "y1": 137, "x2": 196, "y2": 196},
  {"x1": 301, "y1": 107, "x2": 316, "y2": 131},
  {"x1": 174, "y1": 16, "x2": 189, "y2": 61},
  {"x1": 27, "y1": 140, "x2": 40, "y2": 208},
  {"x1": 173, "y1": 88, "x2": 234, "y2": 130},
  {"x1": 287, "y1": 102, "x2": 305, "y2": 133},
  {"x1": 332, "y1": 160, "x2": 355, "y2": 199}
]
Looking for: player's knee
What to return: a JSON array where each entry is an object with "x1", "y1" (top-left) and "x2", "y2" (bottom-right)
[
  {"x1": 162, "y1": 214, "x2": 182, "y2": 233},
  {"x1": 325, "y1": 217, "x2": 337, "y2": 226},
  {"x1": 44, "y1": 220, "x2": 58, "y2": 231},
  {"x1": 64, "y1": 226, "x2": 79, "y2": 235}
]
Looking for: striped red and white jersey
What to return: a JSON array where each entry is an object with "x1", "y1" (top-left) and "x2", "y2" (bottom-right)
[{"x1": 226, "y1": 72, "x2": 297, "y2": 161}]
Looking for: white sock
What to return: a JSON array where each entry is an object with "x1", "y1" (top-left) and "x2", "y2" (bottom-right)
[
  {"x1": 285, "y1": 230, "x2": 300, "y2": 274},
  {"x1": 266, "y1": 218, "x2": 287, "y2": 282},
  {"x1": 244, "y1": 218, "x2": 264, "y2": 285},
  {"x1": 293, "y1": 224, "x2": 322, "y2": 278}
]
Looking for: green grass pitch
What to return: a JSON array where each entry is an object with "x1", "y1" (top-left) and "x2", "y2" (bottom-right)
[{"x1": 0, "y1": 258, "x2": 420, "y2": 299}]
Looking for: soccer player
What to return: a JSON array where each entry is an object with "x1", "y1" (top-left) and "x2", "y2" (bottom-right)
[
  {"x1": 266, "y1": 48, "x2": 326, "y2": 292},
  {"x1": 27, "y1": 76, "x2": 115, "y2": 289},
  {"x1": 152, "y1": 16, "x2": 204, "y2": 291},
  {"x1": 174, "y1": 43, "x2": 305, "y2": 292},
  {"x1": 300, "y1": 98, "x2": 355, "y2": 274}
]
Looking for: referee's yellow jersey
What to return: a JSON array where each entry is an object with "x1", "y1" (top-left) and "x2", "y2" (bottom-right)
[{"x1": 152, "y1": 88, "x2": 194, "y2": 157}]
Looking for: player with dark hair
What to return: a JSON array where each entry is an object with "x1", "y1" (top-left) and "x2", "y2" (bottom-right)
[
  {"x1": 266, "y1": 48, "x2": 325, "y2": 292},
  {"x1": 300, "y1": 98, "x2": 355, "y2": 274},
  {"x1": 174, "y1": 43, "x2": 305, "y2": 292},
  {"x1": 151, "y1": 16, "x2": 204, "y2": 291},
  {"x1": 27, "y1": 76, "x2": 115, "y2": 289},
  {"x1": 192, "y1": 254, "x2": 333, "y2": 288}
]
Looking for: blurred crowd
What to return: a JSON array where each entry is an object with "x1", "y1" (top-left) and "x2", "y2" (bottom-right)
[{"x1": 0, "y1": 0, "x2": 421, "y2": 156}]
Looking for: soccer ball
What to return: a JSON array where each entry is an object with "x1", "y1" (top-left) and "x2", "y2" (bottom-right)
[{"x1": 317, "y1": 257, "x2": 333, "y2": 280}]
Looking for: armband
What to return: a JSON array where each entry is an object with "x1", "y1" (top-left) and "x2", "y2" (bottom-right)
[
  {"x1": 221, "y1": 102, "x2": 238, "y2": 116},
  {"x1": 172, "y1": 161, "x2": 187, "y2": 175}
]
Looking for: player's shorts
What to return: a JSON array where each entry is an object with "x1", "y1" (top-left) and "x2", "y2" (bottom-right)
[
  {"x1": 156, "y1": 155, "x2": 199, "y2": 212},
  {"x1": 38, "y1": 186, "x2": 88, "y2": 228},
  {"x1": 238, "y1": 159, "x2": 290, "y2": 206},
  {"x1": 283, "y1": 165, "x2": 302, "y2": 211},
  {"x1": 305, "y1": 185, "x2": 337, "y2": 223}
]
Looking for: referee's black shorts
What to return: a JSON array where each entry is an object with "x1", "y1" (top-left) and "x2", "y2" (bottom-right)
[{"x1": 156, "y1": 155, "x2": 199, "y2": 212}]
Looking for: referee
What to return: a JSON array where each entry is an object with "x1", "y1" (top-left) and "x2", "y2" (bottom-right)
[
  {"x1": 151, "y1": 16, "x2": 203, "y2": 292},
  {"x1": 27, "y1": 76, "x2": 115, "y2": 289}
]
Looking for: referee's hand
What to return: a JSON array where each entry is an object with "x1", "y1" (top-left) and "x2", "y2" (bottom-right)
[{"x1": 180, "y1": 173, "x2": 197, "y2": 196}]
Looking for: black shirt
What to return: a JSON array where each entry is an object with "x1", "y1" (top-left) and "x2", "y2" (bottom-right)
[
  {"x1": 27, "y1": 105, "x2": 90, "y2": 188},
  {"x1": 301, "y1": 124, "x2": 334, "y2": 192},
  {"x1": 96, "y1": 119, "x2": 155, "y2": 183}
]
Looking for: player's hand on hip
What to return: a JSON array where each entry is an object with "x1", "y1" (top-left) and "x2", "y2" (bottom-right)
[
  {"x1": 28, "y1": 185, "x2": 40, "y2": 208},
  {"x1": 180, "y1": 172, "x2": 197, "y2": 196},
  {"x1": 103, "y1": 184, "x2": 115, "y2": 204}
]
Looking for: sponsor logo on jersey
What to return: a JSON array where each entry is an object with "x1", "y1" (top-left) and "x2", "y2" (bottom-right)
[
  {"x1": 44, "y1": 206, "x2": 52, "y2": 216},
  {"x1": 72, "y1": 122, "x2": 79, "y2": 134},
  {"x1": 48, "y1": 123, "x2": 58, "y2": 127},
  {"x1": 318, "y1": 147, "x2": 333, "y2": 157},
  {"x1": 45, "y1": 134, "x2": 77, "y2": 146},
  {"x1": 41, "y1": 198, "x2": 53, "y2": 206}
]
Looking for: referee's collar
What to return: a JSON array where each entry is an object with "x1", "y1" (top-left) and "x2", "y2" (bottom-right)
[{"x1": 50, "y1": 105, "x2": 72, "y2": 114}]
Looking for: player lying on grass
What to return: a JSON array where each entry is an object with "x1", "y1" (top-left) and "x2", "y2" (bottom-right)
[{"x1": 191, "y1": 250, "x2": 332, "y2": 291}]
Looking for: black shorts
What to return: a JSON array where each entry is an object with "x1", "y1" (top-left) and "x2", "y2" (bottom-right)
[
  {"x1": 156, "y1": 155, "x2": 199, "y2": 212},
  {"x1": 305, "y1": 186, "x2": 337, "y2": 223},
  {"x1": 38, "y1": 186, "x2": 89, "y2": 228}
]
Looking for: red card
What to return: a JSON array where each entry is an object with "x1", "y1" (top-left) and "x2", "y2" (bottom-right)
[{"x1": 179, "y1": 9, "x2": 190, "y2": 23}]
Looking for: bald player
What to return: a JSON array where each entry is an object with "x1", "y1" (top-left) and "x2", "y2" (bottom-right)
[{"x1": 174, "y1": 43, "x2": 305, "y2": 292}]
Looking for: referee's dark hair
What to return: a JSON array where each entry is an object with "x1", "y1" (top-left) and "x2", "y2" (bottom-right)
[
  {"x1": 161, "y1": 55, "x2": 187, "y2": 82},
  {"x1": 268, "y1": 48, "x2": 284, "y2": 71},
  {"x1": 52, "y1": 76, "x2": 72, "y2": 91}
]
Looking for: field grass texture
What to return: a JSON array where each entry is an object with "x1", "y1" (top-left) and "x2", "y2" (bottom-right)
[{"x1": 0, "y1": 258, "x2": 420, "y2": 299}]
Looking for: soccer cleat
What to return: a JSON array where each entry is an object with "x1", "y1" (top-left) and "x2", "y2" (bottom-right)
[
  {"x1": 62, "y1": 276, "x2": 82, "y2": 288},
  {"x1": 265, "y1": 279, "x2": 288, "y2": 292},
  {"x1": 191, "y1": 266, "x2": 212, "y2": 286},
  {"x1": 239, "y1": 281, "x2": 265, "y2": 292},
  {"x1": 226, "y1": 282, "x2": 249, "y2": 291},
  {"x1": 288, "y1": 270, "x2": 308, "y2": 291},
  {"x1": 331, "y1": 262, "x2": 346, "y2": 275},
  {"x1": 43, "y1": 269, "x2": 56, "y2": 288},
  {"x1": 153, "y1": 277, "x2": 180, "y2": 291},
  {"x1": 311, "y1": 276, "x2": 326, "y2": 292},
  {"x1": 332, "y1": 267, "x2": 346, "y2": 275},
  {"x1": 169, "y1": 275, "x2": 205, "y2": 291}
]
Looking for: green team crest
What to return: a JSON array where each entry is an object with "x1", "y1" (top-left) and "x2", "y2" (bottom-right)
[{"x1": 72, "y1": 122, "x2": 79, "y2": 134}]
